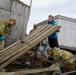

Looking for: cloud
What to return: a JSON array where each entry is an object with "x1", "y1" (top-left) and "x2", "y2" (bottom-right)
[
  {"x1": 32, "y1": 0, "x2": 67, "y2": 7},
  {"x1": 20, "y1": 0, "x2": 76, "y2": 34}
]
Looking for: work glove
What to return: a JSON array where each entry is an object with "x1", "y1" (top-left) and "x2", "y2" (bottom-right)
[{"x1": 0, "y1": 36, "x2": 5, "y2": 41}]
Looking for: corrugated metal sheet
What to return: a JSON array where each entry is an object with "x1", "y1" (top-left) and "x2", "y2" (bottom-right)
[{"x1": 57, "y1": 16, "x2": 76, "y2": 48}]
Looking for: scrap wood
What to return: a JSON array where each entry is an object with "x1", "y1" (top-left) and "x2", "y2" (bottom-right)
[
  {"x1": 0, "y1": 63, "x2": 61, "y2": 75},
  {"x1": 0, "y1": 24, "x2": 61, "y2": 69}
]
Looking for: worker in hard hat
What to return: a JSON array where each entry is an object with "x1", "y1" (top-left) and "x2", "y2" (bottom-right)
[
  {"x1": 0, "y1": 19, "x2": 16, "y2": 50},
  {"x1": 47, "y1": 47, "x2": 75, "y2": 72}
]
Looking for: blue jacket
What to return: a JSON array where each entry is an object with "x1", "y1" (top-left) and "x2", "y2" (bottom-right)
[{"x1": 47, "y1": 20, "x2": 57, "y2": 38}]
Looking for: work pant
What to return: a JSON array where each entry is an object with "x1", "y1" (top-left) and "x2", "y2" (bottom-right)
[
  {"x1": 0, "y1": 40, "x2": 5, "y2": 51},
  {"x1": 48, "y1": 37, "x2": 59, "y2": 48}
]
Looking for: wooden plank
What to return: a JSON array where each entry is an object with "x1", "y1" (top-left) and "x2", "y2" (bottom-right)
[
  {"x1": 0, "y1": 26, "x2": 49, "y2": 68},
  {"x1": 0, "y1": 25, "x2": 61, "y2": 69},
  {"x1": 0, "y1": 25, "x2": 51, "y2": 64},
  {"x1": 0, "y1": 63, "x2": 61, "y2": 75},
  {"x1": 0, "y1": 25, "x2": 48, "y2": 57},
  {"x1": 0, "y1": 72, "x2": 15, "y2": 75},
  {"x1": 0, "y1": 25, "x2": 46, "y2": 56},
  {"x1": 0, "y1": 25, "x2": 45, "y2": 55},
  {"x1": 15, "y1": 63, "x2": 61, "y2": 75},
  {"x1": 0, "y1": 25, "x2": 60, "y2": 68},
  {"x1": 0, "y1": 26, "x2": 61, "y2": 69}
]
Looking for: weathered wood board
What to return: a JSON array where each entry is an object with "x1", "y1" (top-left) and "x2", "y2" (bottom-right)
[{"x1": 0, "y1": 24, "x2": 61, "y2": 69}]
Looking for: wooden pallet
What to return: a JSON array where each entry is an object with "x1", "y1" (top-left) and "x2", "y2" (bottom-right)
[{"x1": 0, "y1": 24, "x2": 61, "y2": 69}]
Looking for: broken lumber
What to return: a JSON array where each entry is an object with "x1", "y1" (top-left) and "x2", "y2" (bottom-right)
[
  {"x1": 0, "y1": 24, "x2": 61, "y2": 69},
  {"x1": 0, "y1": 63, "x2": 62, "y2": 75}
]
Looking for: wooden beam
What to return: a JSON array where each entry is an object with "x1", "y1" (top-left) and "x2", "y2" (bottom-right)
[
  {"x1": 0, "y1": 63, "x2": 61, "y2": 75},
  {"x1": 0, "y1": 25, "x2": 50, "y2": 64},
  {"x1": 0, "y1": 24, "x2": 61, "y2": 69},
  {"x1": 0, "y1": 25, "x2": 52, "y2": 69},
  {"x1": 0, "y1": 25, "x2": 46, "y2": 56}
]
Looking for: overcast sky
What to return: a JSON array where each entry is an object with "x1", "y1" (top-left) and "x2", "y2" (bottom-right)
[{"x1": 20, "y1": 0, "x2": 76, "y2": 34}]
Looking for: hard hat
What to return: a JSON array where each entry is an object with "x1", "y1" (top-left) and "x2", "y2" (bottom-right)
[{"x1": 47, "y1": 47, "x2": 52, "y2": 52}]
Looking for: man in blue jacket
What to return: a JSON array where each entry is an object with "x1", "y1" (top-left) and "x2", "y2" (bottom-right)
[{"x1": 47, "y1": 15, "x2": 59, "y2": 48}]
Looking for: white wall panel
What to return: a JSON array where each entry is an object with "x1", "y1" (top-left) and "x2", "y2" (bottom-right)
[{"x1": 57, "y1": 19, "x2": 76, "y2": 47}]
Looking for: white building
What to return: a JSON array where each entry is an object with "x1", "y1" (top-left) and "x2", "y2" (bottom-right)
[{"x1": 55, "y1": 15, "x2": 76, "y2": 49}]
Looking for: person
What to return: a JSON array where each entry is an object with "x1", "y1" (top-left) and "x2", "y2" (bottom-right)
[
  {"x1": 47, "y1": 47, "x2": 75, "y2": 72},
  {"x1": 30, "y1": 24, "x2": 39, "y2": 65},
  {"x1": 0, "y1": 19, "x2": 16, "y2": 50},
  {"x1": 30, "y1": 24, "x2": 38, "y2": 33},
  {"x1": 30, "y1": 24, "x2": 39, "y2": 52},
  {"x1": 47, "y1": 15, "x2": 59, "y2": 48}
]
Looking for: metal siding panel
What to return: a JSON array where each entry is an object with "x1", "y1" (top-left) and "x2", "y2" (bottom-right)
[
  {"x1": 0, "y1": 0, "x2": 11, "y2": 11},
  {"x1": 0, "y1": 9, "x2": 10, "y2": 20},
  {"x1": 57, "y1": 19, "x2": 76, "y2": 47},
  {"x1": 23, "y1": 7, "x2": 30, "y2": 36},
  {"x1": 70, "y1": 22, "x2": 76, "y2": 47},
  {"x1": 6, "y1": 1, "x2": 30, "y2": 46}
]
